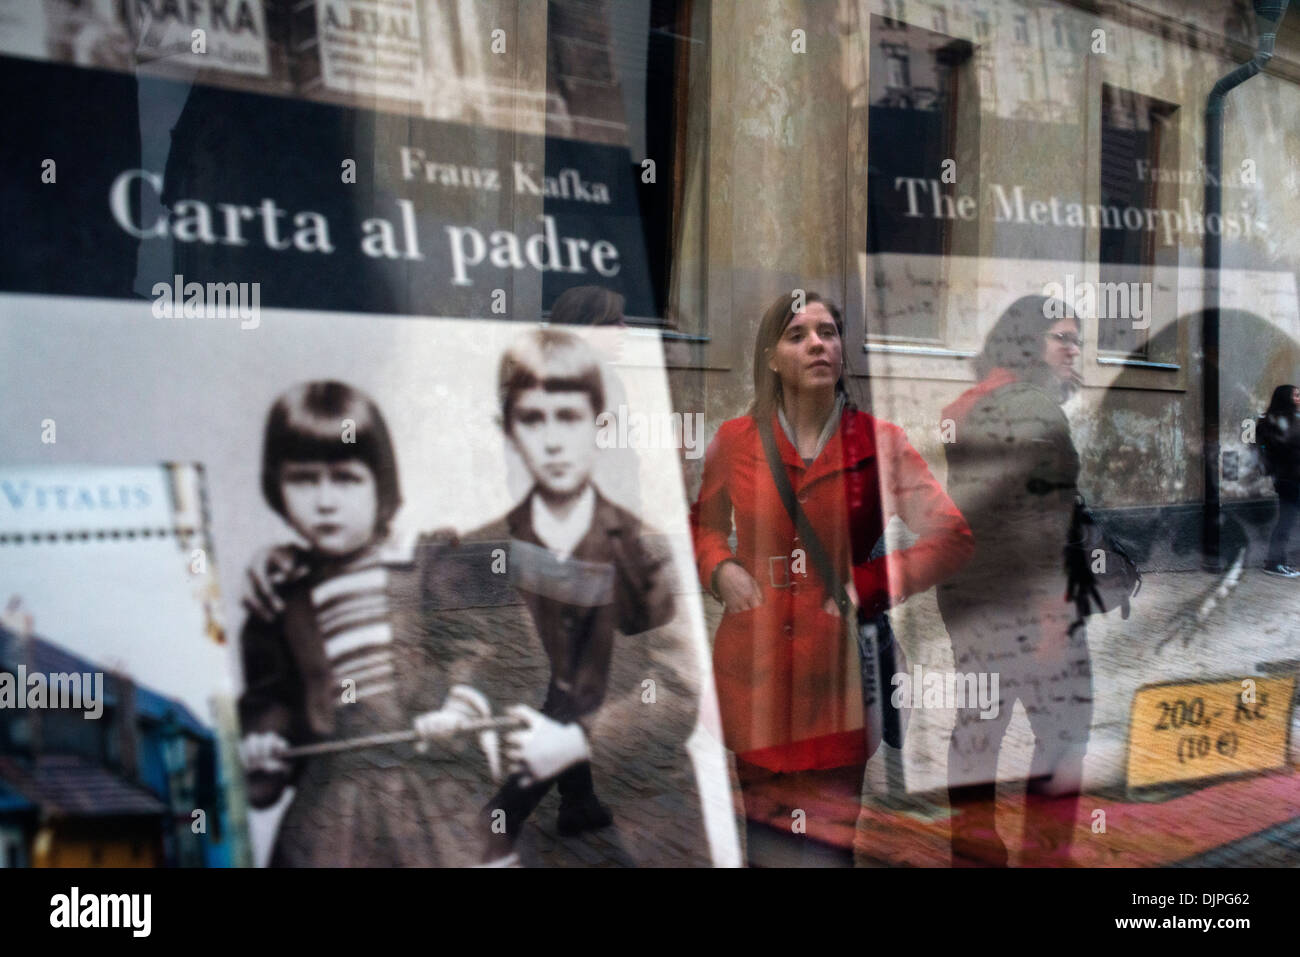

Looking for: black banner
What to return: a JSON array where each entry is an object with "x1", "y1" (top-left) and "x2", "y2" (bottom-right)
[{"x1": 0, "y1": 55, "x2": 657, "y2": 318}]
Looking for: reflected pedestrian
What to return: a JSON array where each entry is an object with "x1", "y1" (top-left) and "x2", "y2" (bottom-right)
[
  {"x1": 1259, "y1": 384, "x2": 1300, "y2": 577},
  {"x1": 938, "y1": 295, "x2": 1091, "y2": 867}
]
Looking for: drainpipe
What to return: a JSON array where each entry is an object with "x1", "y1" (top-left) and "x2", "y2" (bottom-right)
[{"x1": 1203, "y1": 0, "x2": 1288, "y2": 571}]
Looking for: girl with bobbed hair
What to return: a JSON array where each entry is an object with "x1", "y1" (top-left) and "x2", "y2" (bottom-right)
[{"x1": 239, "y1": 381, "x2": 493, "y2": 866}]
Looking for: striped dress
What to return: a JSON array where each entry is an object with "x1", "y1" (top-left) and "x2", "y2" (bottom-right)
[
  {"x1": 266, "y1": 546, "x2": 467, "y2": 867},
  {"x1": 313, "y1": 562, "x2": 398, "y2": 708}
]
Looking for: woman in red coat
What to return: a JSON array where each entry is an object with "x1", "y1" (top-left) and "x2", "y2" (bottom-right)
[{"x1": 691, "y1": 291, "x2": 973, "y2": 865}]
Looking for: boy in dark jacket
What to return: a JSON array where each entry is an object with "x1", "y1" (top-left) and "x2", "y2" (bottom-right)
[{"x1": 428, "y1": 327, "x2": 704, "y2": 865}]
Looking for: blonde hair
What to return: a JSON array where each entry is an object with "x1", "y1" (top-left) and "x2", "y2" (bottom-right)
[{"x1": 498, "y1": 327, "x2": 606, "y2": 430}]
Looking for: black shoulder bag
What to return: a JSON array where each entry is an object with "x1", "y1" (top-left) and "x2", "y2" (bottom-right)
[
  {"x1": 1256, "y1": 414, "x2": 1276, "y2": 477},
  {"x1": 757, "y1": 421, "x2": 908, "y2": 750},
  {"x1": 1065, "y1": 494, "x2": 1142, "y2": 620}
]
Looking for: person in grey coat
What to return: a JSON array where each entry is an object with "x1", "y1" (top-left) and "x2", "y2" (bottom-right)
[{"x1": 937, "y1": 296, "x2": 1093, "y2": 867}]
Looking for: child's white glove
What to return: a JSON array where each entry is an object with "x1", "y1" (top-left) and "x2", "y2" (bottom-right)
[
  {"x1": 502, "y1": 704, "x2": 590, "y2": 787},
  {"x1": 413, "y1": 685, "x2": 491, "y2": 739},
  {"x1": 413, "y1": 686, "x2": 502, "y2": 780},
  {"x1": 239, "y1": 732, "x2": 290, "y2": 774}
]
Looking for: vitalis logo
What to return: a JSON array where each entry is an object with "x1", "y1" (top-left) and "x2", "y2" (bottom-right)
[
  {"x1": 1, "y1": 480, "x2": 151, "y2": 512},
  {"x1": 50, "y1": 887, "x2": 151, "y2": 937}
]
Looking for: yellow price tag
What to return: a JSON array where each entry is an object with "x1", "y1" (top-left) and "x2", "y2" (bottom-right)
[{"x1": 1127, "y1": 676, "x2": 1295, "y2": 788}]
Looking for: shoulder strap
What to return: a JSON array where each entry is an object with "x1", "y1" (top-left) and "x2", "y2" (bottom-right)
[{"x1": 756, "y1": 418, "x2": 853, "y2": 616}]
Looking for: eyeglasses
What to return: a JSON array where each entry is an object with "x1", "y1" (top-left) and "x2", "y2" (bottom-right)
[{"x1": 1046, "y1": 332, "x2": 1083, "y2": 347}]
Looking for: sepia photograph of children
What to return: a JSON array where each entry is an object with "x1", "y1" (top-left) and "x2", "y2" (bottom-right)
[{"x1": 238, "y1": 322, "x2": 728, "y2": 867}]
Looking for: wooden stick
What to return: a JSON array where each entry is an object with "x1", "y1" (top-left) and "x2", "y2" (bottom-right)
[{"x1": 281, "y1": 716, "x2": 526, "y2": 759}]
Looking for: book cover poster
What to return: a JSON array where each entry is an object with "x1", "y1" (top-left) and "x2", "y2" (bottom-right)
[
  {"x1": 0, "y1": 463, "x2": 245, "y2": 868},
  {"x1": 0, "y1": 296, "x2": 740, "y2": 868}
]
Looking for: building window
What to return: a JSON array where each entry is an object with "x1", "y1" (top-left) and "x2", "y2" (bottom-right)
[
  {"x1": 1052, "y1": 15, "x2": 1069, "y2": 49},
  {"x1": 865, "y1": 15, "x2": 976, "y2": 344},
  {"x1": 974, "y1": 10, "x2": 991, "y2": 41},
  {"x1": 0, "y1": 708, "x2": 29, "y2": 753},
  {"x1": 1098, "y1": 84, "x2": 1180, "y2": 360},
  {"x1": 886, "y1": 49, "x2": 912, "y2": 94},
  {"x1": 542, "y1": 0, "x2": 708, "y2": 333},
  {"x1": 1013, "y1": 14, "x2": 1029, "y2": 45},
  {"x1": 977, "y1": 60, "x2": 996, "y2": 110},
  {"x1": 931, "y1": 9, "x2": 948, "y2": 35}
]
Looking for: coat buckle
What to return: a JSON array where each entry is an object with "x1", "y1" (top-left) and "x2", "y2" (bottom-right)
[{"x1": 769, "y1": 555, "x2": 791, "y2": 588}]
